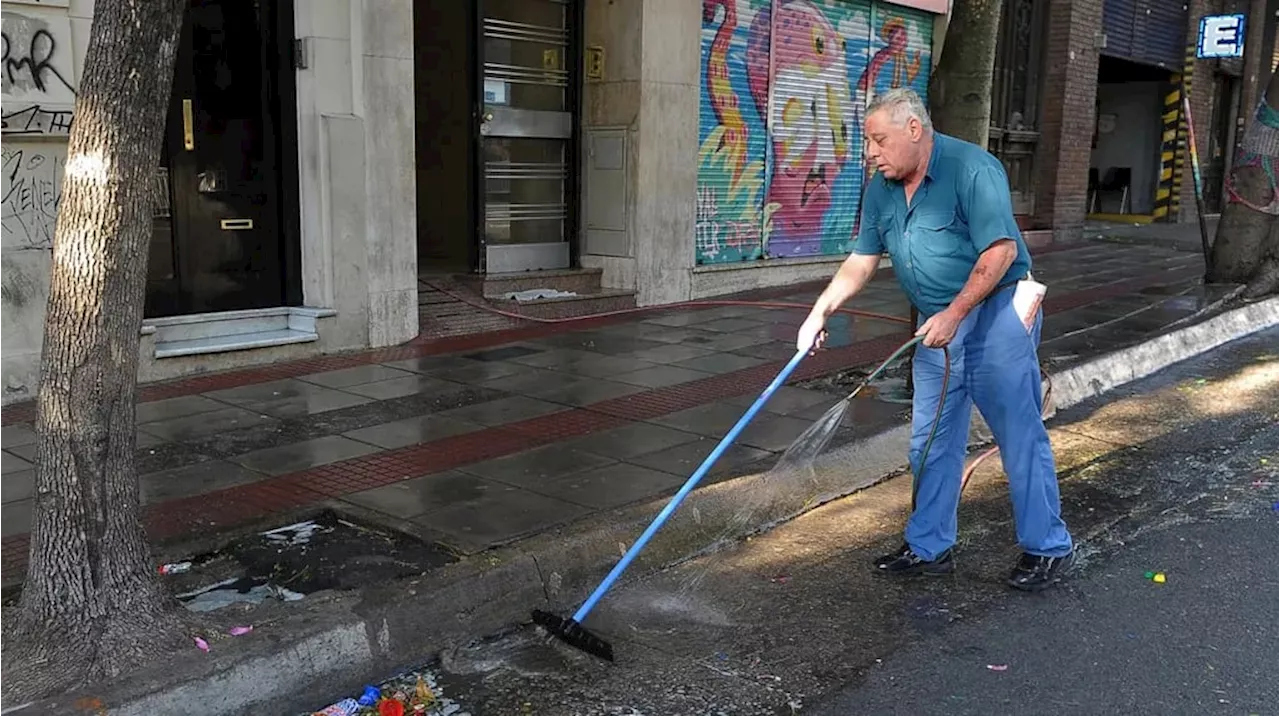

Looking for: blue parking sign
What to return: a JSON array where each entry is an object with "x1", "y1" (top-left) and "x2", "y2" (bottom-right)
[{"x1": 1197, "y1": 14, "x2": 1247, "y2": 59}]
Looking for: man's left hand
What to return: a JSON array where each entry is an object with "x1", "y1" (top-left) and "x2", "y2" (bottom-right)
[{"x1": 916, "y1": 307, "x2": 964, "y2": 348}]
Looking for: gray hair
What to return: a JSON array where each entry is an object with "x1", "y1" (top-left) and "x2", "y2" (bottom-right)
[{"x1": 866, "y1": 88, "x2": 933, "y2": 132}]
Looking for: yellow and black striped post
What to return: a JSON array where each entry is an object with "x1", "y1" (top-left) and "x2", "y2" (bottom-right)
[
  {"x1": 1153, "y1": 78, "x2": 1182, "y2": 221},
  {"x1": 1154, "y1": 42, "x2": 1198, "y2": 222}
]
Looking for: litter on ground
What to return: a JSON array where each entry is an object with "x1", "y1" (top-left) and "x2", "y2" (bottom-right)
[
  {"x1": 306, "y1": 669, "x2": 464, "y2": 716},
  {"x1": 501, "y1": 288, "x2": 578, "y2": 302}
]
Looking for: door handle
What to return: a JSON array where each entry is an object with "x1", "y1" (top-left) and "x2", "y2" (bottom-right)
[
  {"x1": 219, "y1": 218, "x2": 254, "y2": 230},
  {"x1": 182, "y1": 99, "x2": 194, "y2": 151}
]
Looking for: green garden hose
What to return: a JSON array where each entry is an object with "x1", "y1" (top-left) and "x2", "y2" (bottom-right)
[{"x1": 835, "y1": 334, "x2": 950, "y2": 510}]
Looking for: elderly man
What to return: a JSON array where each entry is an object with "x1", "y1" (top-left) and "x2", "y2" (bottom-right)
[{"x1": 797, "y1": 88, "x2": 1074, "y2": 591}]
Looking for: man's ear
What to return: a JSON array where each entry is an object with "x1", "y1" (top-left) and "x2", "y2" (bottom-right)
[{"x1": 908, "y1": 117, "x2": 923, "y2": 141}]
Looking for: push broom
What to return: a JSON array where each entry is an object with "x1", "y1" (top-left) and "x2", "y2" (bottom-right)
[{"x1": 531, "y1": 345, "x2": 813, "y2": 661}]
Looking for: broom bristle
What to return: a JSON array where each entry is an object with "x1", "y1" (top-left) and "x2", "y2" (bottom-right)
[{"x1": 531, "y1": 609, "x2": 615, "y2": 661}]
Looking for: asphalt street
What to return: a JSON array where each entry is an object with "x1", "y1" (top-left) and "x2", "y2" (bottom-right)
[{"x1": 341, "y1": 327, "x2": 1280, "y2": 716}]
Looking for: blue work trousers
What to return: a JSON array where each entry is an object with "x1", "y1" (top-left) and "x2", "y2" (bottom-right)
[{"x1": 906, "y1": 285, "x2": 1073, "y2": 560}]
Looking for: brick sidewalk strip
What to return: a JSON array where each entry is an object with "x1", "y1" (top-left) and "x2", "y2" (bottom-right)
[
  {"x1": 0, "y1": 244, "x2": 1095, "y2": 428},
  {"x1": 0, "y1": 261, "x2": 1203, "y2": 576}
]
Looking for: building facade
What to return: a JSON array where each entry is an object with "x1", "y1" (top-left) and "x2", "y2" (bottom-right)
[
  {"x1": 0, "y1": 0, "x2": 947, "y2": 405},
  {"x1": 988, "y1": 0, "x2": 1273, "y2": 238},
  {"x1": 3, "y1": 0, "x2": 1266, "y2": 405},
  {"x1": 3, "y1": 0, "x2": 421, "y2": 404}
]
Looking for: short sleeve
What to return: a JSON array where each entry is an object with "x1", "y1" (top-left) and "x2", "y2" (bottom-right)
[
  {"x1": 850, "y1": 181, "x2": 884, "y2": 256},
  {"x1": 964, "y1": 163, "x2": 1021, "y2": 253}
]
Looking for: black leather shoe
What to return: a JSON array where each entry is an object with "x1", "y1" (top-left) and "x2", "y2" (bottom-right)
[
  {"x1": 872, "y1": 543, "x2": 955, "y2": 576},
  {"x1": 1007, "y1": 551, "x2": 1074, "y2": 592}
]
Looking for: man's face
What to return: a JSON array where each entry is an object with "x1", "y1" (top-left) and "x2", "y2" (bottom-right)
[{"x1": 864, "y1": 108, "x2": 926, "y2": 181}]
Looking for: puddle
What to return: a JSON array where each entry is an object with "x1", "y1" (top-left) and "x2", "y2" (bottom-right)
[
  {"x1": 441, "y1": 626, "x2": 586, "y2": 678},
  {"x1": 163, "y1": 509, "x2": 458, "y2": 611},
  {"x1": 796, "y1": 360, "x2": 914, "y2": 406}
]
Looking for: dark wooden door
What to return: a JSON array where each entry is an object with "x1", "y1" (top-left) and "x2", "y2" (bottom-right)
[{"x1": 147, "y1": 0, "x2": 284, "y2": 316}]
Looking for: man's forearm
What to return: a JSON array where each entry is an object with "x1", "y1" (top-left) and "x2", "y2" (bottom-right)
[
  {"x1": 814, "y1": 253, "x2": 880, "y2": 317},
  {"x1": 948, "y1": 240, "x2": 1017, "y2": 317}
]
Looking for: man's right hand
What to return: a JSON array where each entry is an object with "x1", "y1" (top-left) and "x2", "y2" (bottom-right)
[
  {"x1": 796, "y1": 253, "x2": 880, "y2": 354},
  {"x1": 797, "y1": 312, "x2": 828, "y2": 353}
]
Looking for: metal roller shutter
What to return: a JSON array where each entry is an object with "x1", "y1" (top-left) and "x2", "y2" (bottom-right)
[
  {"x1": 696, "y1": 0, "x2": 771, "y2": 265},
  {"x1": 696, "y1": 0, "x2": 935, "y2": 265},
  {"x1": 1102, "y1": 0, "x2": 1187, "y2": 69},
  {"x1": 1103, "y1": 0, "x2": 1138, "y2": 61},
  {"x1": 765, "y1": 0, "x2": 934, "y2": 259},
  {"x1": 1131, "y1": 0, "x2": 1187, "y2": 69}
]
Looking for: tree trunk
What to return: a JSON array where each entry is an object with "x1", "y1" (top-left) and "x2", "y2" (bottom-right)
[
  {"x1": 927, "y1": 0, "x2": 1003, "y2": 146},
  {"x1": 3, "y1": 0, "x2": 188, "y2": 702},
  {"x1": 1207, "y1": 69, "x2": 1279, "y2": 299}
]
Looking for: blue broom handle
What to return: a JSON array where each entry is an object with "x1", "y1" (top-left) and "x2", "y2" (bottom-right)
[{"x1": 572, "y1": 346, "x2": 812, "y2": 623}]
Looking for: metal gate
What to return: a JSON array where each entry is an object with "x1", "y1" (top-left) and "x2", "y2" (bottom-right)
[
  {"x1": 477, "y1": 0, "x2": 577, "y2": 273},
  {"x1": 989, "y1": 0, "x2": 1048, "y2": 217}
]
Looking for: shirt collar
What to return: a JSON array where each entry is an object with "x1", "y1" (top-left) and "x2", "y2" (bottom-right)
[{"x1": 922, "y1": 133, "x2": 942, "y2": 181}]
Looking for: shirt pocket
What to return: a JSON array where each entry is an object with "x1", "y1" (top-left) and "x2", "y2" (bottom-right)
[{"x1": 911, "y1": 210, "x2": 966, "y2": 259}]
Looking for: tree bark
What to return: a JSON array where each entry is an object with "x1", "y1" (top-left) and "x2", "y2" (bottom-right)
[
  {"x1": 3, "y1": 0, "x2": 188, "y2": 702},
  {"x1": 927, "y1": 0, "x2": 1003, "y2": 146},
  {"x1": 1207, "y1": 69, "x2": 1279, "y2": 299}
]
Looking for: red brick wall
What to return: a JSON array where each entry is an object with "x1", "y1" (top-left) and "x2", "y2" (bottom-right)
[{"x1": 1032, "y1": 0, "x2": 1104, "y2": 242}]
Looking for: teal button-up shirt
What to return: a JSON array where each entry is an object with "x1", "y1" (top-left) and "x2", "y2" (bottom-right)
[{"x1": 851, "y1": 132, "x2": 1031, "y2": 317}]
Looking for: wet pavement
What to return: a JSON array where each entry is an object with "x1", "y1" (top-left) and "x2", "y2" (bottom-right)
[
  {"x1": 315, "y1": 327, "x2": 1278, "y2": 716},
  {"x1": 1, "y1": 239, "x2": 1211, "y2": 579}
]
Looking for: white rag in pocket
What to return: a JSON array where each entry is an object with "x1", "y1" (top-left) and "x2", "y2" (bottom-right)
[{"x1": 1012, "y1": 274, "x2": 1047, "y2": 334}]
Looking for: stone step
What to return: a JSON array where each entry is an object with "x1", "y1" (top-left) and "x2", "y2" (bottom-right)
[
  {"x1": 141, "y1": 307, "x2": 336, "y2": 359},
  {"x1": 455, "y1": 267, "x2": 605, "y2": 298},
  {"x1": 490, "y1": 288, "x2": 637, "y2": 320}
]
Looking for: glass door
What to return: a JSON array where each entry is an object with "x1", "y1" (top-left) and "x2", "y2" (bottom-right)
[{"x1": 478, "y1": 0, "x2": 574, "y2": 273}]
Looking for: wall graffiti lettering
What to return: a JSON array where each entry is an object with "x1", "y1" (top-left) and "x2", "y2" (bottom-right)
[
  {"x1": 2, "y1": 19, "x2": 75, "y2": 95},
  {"x1": 2, "y1": 145, "x2": 65, "y2": 251},
  {"x1": 1, "y1": 9, "x2": 77, "y2": 121},
  {"x1": 1, "y1": 103, "x2": 73, "y2": 135}
]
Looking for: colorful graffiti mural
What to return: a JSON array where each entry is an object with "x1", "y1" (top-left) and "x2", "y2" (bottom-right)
[{"x1": 696, "y1": 0, "x2": 934, "y2": 264}]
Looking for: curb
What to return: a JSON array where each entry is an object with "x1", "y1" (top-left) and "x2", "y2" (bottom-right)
[
  {"x1": 32, "y1": 297, "x2": 1279, "y2": 716},
  {"x1": 1050, "y1": 295, "x2": 1278, "y2": 410}
]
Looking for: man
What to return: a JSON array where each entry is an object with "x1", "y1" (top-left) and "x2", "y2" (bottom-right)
[{"x1": 796, "y1": 88, "x2": 1074, "y2": 591}]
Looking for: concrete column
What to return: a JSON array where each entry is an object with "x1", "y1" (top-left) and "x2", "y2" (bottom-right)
[
  {"x1": 296, "y1": 0, "x2": 418, "y2": 348},
  {"x1": 580, "y1": 0, "x2": 698, "y2": 306},
  {"x1": 361, "y1": 0, "x2": 419, "y2": 345},
  {"x1": 1032, "y1": 0, "x2": 1104, "y2": 243},
  {"x1": 632, "y1": 0, "x2": 699, "y2": 306}
]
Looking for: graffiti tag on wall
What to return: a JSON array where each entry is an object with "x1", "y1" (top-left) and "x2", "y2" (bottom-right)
[
  {"x1": 696, "y1": 0, "x2": 933, "y2": 264},
  {"x1": 1, "y1": 8, "x2": 77, "y2": 135},
  {"x1": 2, "y1": 145, "x2": 66, "y2": 250}
]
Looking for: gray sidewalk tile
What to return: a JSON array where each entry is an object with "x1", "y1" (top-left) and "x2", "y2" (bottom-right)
[
  {"x1": 140, "y1": 460, "x2": 266, "y2": 503},
  {"x1": 456, "y1": 443, "x2": 615, "y2": 488},
  {"x1": 434, "y1": 395, "x2": 570, "y2": 427},
  {"x1": 342, "y1": 415, "x2": 486, "y2": 450},
  {"x1": 229, "y1": 435, "x2": 382, "y2": 476}
]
